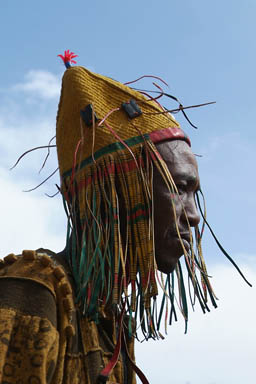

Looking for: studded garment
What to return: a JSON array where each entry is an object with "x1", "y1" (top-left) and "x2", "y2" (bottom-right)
[{"x1": 0, "y1": 250, "x2": 136, "y2": 384}]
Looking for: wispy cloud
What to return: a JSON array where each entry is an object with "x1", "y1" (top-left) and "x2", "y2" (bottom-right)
[
  {"x1": 0, "y1": 70, "x2": 58, "y2": 182},
  {"x1": 0, "y1": 69, "x2": 62, "y2": 255},
  {"x1": 0, "y1": 166, "x2": 65, "y2": 256},
  {"x1": 12, "y1": 70, "x2": 61, "y2": 100}
]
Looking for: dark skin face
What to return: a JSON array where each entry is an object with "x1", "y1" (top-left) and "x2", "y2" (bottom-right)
[{"x1": 153, "y1": 140, "x2": 200, "y2": 273}]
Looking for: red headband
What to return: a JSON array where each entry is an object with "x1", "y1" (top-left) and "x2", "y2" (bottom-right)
[{"x1": 149, "y1": 126, "x2": 191, "y2": 146}]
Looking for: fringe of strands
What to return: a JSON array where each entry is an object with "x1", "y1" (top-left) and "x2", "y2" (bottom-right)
[{"x1": 61, "y1": 134, "x2": 218, "y2": 339}]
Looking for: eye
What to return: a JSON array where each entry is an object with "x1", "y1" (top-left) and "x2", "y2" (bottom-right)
[{"x1": 176, "y1": 184, "x2": 187, "y2": 195}]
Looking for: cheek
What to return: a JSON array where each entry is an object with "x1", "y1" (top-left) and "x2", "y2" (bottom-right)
[
  {"x1": 153, "y1": 189, "x2": 182, "y2": 227},
  {"x1": 153, "y1": 173, "x2": 183, "y2": 226}
]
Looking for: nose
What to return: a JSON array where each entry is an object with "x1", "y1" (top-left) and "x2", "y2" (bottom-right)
[{"x1": 183, "y1": 194, "x2": 200, "y2": 227}]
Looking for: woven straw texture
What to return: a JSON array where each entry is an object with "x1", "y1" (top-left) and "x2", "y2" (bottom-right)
[{"x1": 56, "y1": 66, "x2": 180, "y2": 176}]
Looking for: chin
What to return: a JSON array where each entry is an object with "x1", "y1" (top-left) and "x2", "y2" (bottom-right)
[
  {"x1": 155, "y1": 247, "x2": 183, "y2": 274},
  {"x1": 156, "y1": 256, "x2": 181, "y2": 274}
]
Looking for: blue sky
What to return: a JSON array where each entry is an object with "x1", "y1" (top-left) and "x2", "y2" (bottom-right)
[{"x1": 0, "y1": 1, "x2": 255, "y2": 383}]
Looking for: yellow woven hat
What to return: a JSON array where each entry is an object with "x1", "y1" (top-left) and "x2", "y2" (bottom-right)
[{"x1": 56, "y1": 65, "x2": 187, "y2": 177}]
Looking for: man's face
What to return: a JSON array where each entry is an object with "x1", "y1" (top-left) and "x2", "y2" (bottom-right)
[{"x1": 153, "y1": 140, "x2": 200, "y2": 273}]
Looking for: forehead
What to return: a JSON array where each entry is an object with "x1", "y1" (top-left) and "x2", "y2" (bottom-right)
[{"x1": 155, "y1": 140, "x2": 199, "y2": 181}]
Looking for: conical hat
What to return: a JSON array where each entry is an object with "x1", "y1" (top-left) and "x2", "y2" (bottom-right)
[{"x1": 56, "y1": 66, "x2": 187, "y2": 179}]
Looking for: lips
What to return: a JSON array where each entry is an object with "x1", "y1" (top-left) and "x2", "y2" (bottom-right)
[
  {"x1": 164, "y1": 229, "x2": 192, "y2": 253},
  {"x1": 179, "y1": 232, "x2": 192, "y2": 249},
  {"x1": 167, "y1": 229, "x2": 191, "y2": 242},
  {"x1": 179, "y1": 232, "x2": 191, "y2": 242},
  {"x1": 169, "y1": 232, "x2": 191, "y2": 252}
]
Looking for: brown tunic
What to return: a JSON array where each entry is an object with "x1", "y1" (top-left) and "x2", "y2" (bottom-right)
[{"x1": 0, "y1": 250, "x2": 136, "y2": 384}]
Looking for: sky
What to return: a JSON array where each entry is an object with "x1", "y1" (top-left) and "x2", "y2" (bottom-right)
[{"x1": 0, "y1": 1, "x2": 255, "y2": 383}]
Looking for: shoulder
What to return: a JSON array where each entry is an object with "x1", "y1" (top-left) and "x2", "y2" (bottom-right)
[
  {"x1": 0, "y1": 249, "x2": 68, "y2": 296},
  {"x1": 0, "y1": 249, "x2": 75, "y2": 334}
]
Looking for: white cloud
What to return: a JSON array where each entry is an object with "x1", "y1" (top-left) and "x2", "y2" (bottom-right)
[
  {"x1": 13, "y1": 70, "x2": 61, "y2": 100},
  {"x1": 0, "y1": 70, "x2": 58, "y2": 182},
  {"x1": 0, "y1": 118, "x2": 56, "y2": 170},
  {"x1": 0, "y1": 166, "x2": 66, "y2": 256},
  {"x1": 136, "y1": 264, "x2": 256, "y2": 384},
  {"x1": 0, "y1": 69, "x2": 64, "y2": 254}
]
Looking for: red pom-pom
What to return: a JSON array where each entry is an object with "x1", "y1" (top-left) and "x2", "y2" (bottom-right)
[{"x1": 58, "y1": 50, "x2": 78, "y2": 68}]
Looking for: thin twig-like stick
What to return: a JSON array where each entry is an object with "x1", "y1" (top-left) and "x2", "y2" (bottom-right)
[
  {"x1": 23, "y1": 167, "x2": 59, "y2": 192},
  {"x1": 143, "y1": 101, "x2": 216, "y2": 115},
  {"x1": 10, "y1": 145, "x2": 56, "y2": 170},
  {"x1": 39, "y1": 136, "x2": 56, "y2": 174},
  {"x1": 45, "y1": 190, "x2": 60, "y2": 198}
]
